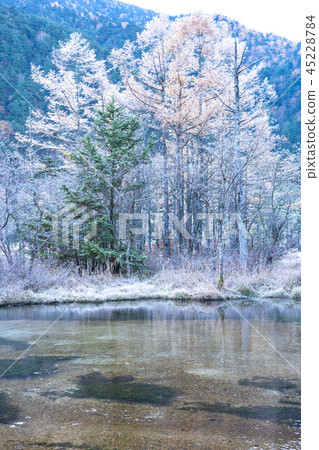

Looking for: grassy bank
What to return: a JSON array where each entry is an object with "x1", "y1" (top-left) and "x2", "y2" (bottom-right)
[{"x1": 0, "y1": 252, "x2": 300, "y2": 307}]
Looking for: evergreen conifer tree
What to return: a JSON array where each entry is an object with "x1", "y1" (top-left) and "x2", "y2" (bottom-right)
[{"x1": 63, "y1": 98, "x2": 152, "y2": 273}]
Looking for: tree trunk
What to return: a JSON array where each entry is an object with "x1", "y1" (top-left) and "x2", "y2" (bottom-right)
[
  {"x1": 126, "y1": 232, "x2": 132, "y2": 278},
  {"x1": 162, "y1": 133, "x2": 171, "y2": 257},
  {"x1": 233, "y1": 39, "x2": 249, "y2": 268}
]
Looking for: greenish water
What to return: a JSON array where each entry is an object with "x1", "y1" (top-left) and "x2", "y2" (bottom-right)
[{"x1": 0, "y1": 300, "x2": 300, "y2": 449}]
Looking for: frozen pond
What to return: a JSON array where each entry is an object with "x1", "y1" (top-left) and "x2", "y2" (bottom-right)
[{"x1": 0, "y1": 300, "x2": 300, "y2": 449}]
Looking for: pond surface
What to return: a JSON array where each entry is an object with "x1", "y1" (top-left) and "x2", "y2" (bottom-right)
[{"x1": 0, "y1": 300, "x2": 300, "y2": 449}]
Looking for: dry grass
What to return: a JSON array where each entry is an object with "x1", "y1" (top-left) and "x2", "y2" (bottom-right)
[
  {"x1": 0, "y1": 252, "x2": 300, "y2": 305},
  {"x1": 153, "y1": 267, "x2": 223, "y2": 299},
  {"x1": 225, "y1": 251, "x2": 301, "y2": 298}
]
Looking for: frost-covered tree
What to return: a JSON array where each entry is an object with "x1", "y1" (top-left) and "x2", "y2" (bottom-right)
[
  {"x1": 17, "y1": 33, "x2": 114, "y2": 155},
  {"x1": 214, "y1": 38, "x2": 277, "y2": 268},
  {"x1": 111, "y1": 12, "x2": 228, "y2": 254},
  {"x1": 0, "y1": 134, "x2": 66, "y2": 277},
  {"x1": 248, "y1": 149, "x2": 300, "y2": 264}
]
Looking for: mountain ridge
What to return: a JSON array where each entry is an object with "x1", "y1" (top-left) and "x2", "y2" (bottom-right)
[{"x1": 0, "y1": 0, "x2": 300, "y2": 147}]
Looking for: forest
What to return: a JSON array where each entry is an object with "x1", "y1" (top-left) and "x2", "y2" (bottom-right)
[
  {"x1": 0, "y1": 11, "x2": 301, "y2": 301},
  {"x1": 0, "y1": 0, "x2": 301, "y2": 144}
]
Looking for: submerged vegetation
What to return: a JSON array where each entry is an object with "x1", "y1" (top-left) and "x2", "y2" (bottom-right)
[
  {"x1": 238, "y1": 376, "x2": 298, "y2": 392},
  {"x1": 0, "y1": 392, "x2": 19, "y2": 424},
  {"x1": 0, "y1": 355, "x2": 76, "y2": 378},
  {"x1": 180, "y1": 402, "x2": 301, "y2": 426},
  {"x1": 70, "y1": 372, "x2": 177, "y2": 406},
  {"x1": 0, "y1": 337, "x2": 29, "y2": 350}
]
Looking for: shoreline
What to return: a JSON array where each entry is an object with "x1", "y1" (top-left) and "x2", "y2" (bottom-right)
[
  {"x1": 0, "y1": 288, "x2": 236, "y2": 308},
  {"x1": 0, "y1": 291, "x2": 300, "y2": 309}
]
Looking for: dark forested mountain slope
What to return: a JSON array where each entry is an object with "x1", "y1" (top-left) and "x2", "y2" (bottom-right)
[
  {"x1": 0, "y1": 0, "x2": 155, "y2": 23},
  {"x1": 0, "y1": 0, "x2": 300, "y2": 147},
  {"x1": 0, "y1": 4, "x2": 70, "y2": 132}
]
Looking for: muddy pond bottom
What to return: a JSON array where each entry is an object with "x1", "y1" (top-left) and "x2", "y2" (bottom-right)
[{"x1": 0, "y1": 300, "x2": 300, "y2": 449}]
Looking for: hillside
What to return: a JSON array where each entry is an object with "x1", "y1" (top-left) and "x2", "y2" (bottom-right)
[
  {"x1": 1, "y1": 0, "x2": 155, "y2": 23},
  {"x1": 0, "y1": 0, "x2": 300, "y2": 148}
]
